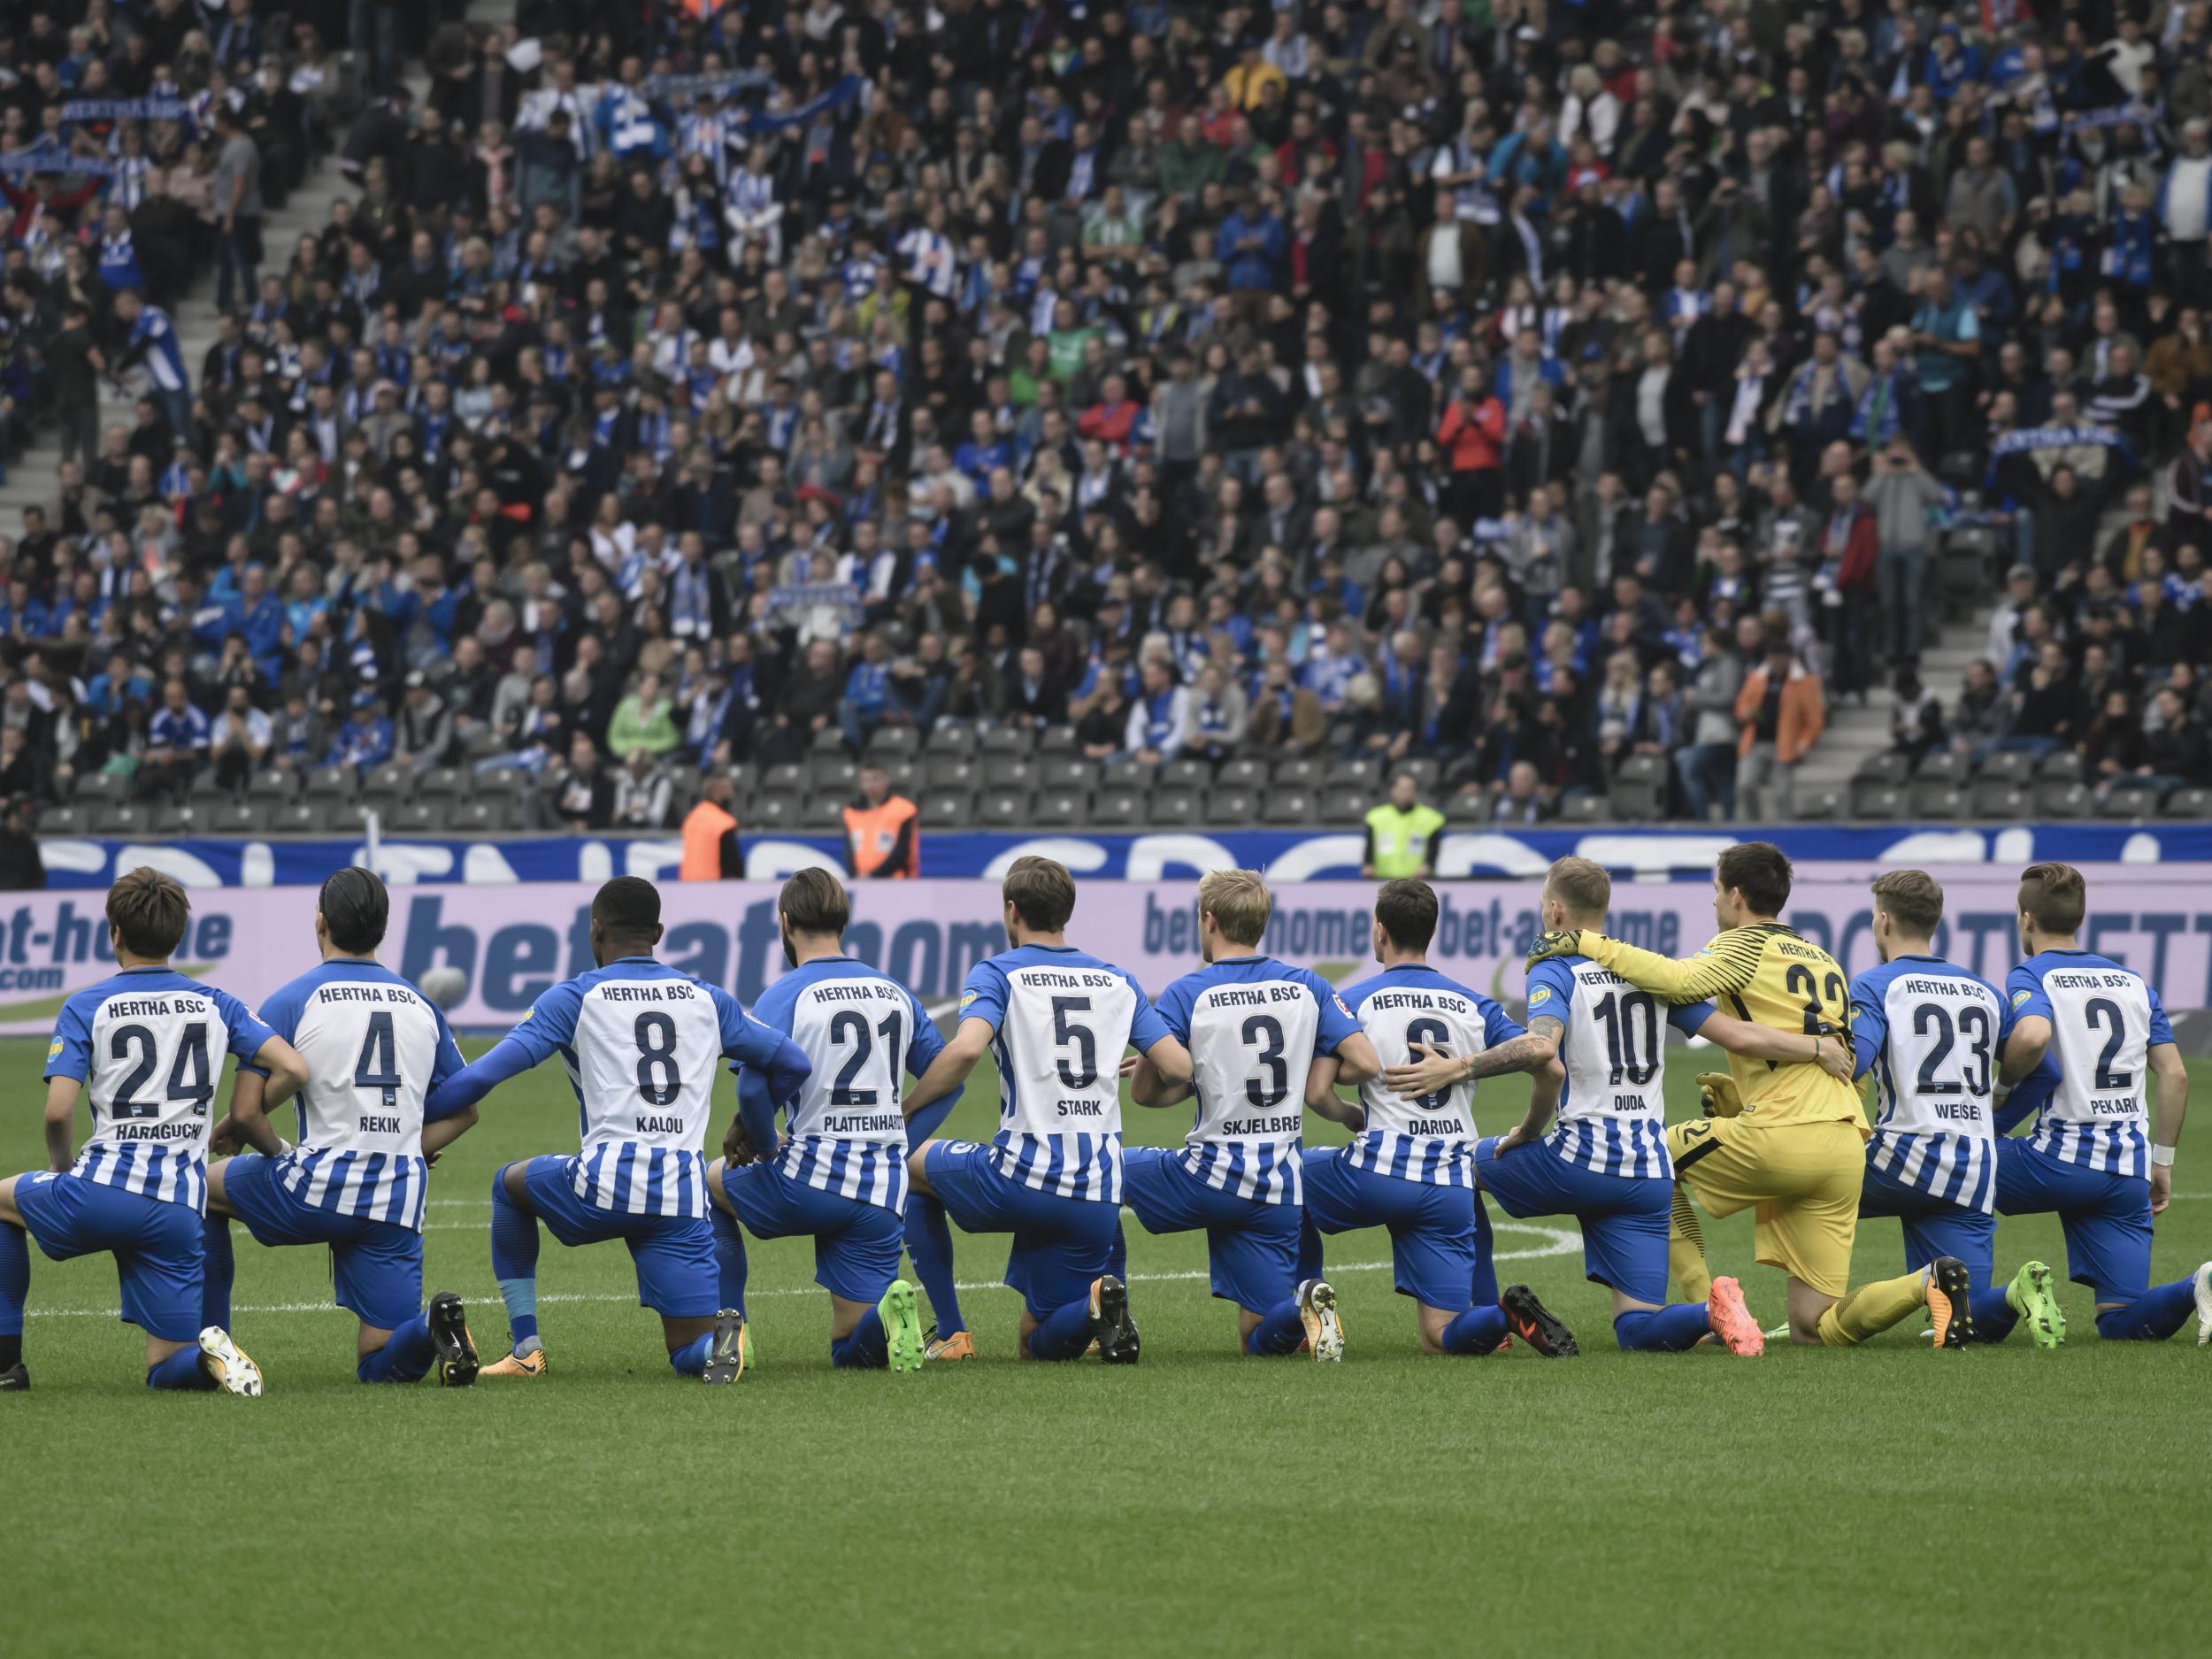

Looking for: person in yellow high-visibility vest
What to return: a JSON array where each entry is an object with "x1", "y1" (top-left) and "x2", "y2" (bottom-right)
[{"x1": 1361, "y1": 771, "x2": 1444, "y2": 879}]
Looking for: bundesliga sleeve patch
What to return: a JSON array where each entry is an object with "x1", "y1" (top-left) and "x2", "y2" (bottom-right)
[
  {"x1": 2011, "y1": 989, "x2": 2032, "y2": 1009},
  {"x1": 1333, "y1": 995, "x2": 1352, "y2": 1017},
  {"x1": 959, "y1": 991, "x2": 977, "y2": 1010},
  {"x1": 1527, "y1": 986, "x2": 1551, "y2": 1007},
  {"x1": 46, "y1": 1038, "x2": 63, "y2": 1060}
]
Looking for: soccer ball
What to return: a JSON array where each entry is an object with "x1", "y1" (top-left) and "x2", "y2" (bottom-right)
[{"x1": 418, "y1": 966, "x2": 469, "y2": 1010}]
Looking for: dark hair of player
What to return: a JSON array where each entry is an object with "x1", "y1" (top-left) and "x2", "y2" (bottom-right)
[
  {"x1": 319, "y1": 865, "x2": 389, "y2": 954},
  {"x1": 780, "y1": 866, "x2": 851, "y2": 939},
  {"x1": 1870, "y1": 869, "x2": 1944, "y2": 937},
  {"x1": 107, "y1": 865, "x2": 190, "y2": 959},
  {"x1": 1002, "y1": 855, "x2": 1077, "y2": 933},
  {"x1": 1545, "y1": 856, "x2": 1611, "y2": 926},
  {"x1": 592, "y1": 876, "x2": 664, "y2": 951},
  {"x1": 2017, "y1": 862, "x2": 2087, "y2": 935},
  {"x1": 1717, "y1": 841, "x2": 1793, "y2": 918},
  {"x1": 1374, "y1": 877, "x2": 1439, "y2": 953}
]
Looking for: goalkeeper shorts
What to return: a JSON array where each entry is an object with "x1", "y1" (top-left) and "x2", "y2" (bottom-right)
[{"x1": 1665, "y1": 1117, "x2": 1865, "y2": 1298}]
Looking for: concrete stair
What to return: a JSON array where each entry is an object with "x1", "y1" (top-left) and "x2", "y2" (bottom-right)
[{"x1": 1796, "y1": 607, "x2": 1997, "y2": 796}]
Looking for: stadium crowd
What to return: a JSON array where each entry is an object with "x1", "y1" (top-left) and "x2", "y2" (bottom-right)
[{"x1": 8, "y1": 0, "x2": 2212, "y2": 834}]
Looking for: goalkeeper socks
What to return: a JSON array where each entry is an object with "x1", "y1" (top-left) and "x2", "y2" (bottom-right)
[
  {"x1": 1109, "y1": 1221, "x2": 1129, "y2": 1283},
  {"x1": 200, "y1": 1214, "x2": 234, "y2": 1333},
  {"x1": 2093, "y1": 1278, "x2": 2197, "y2": 1341},
  {"x1": 832, "y1": 1307, "x2": 888, "y2": 1369},
  {"x1": 358, "y1": 1314, "x2": 436, "y2": 1384},
  {"x1": 147, "y1": 1345, "x2": 218, "y2": 1391},
  {"x1": 488, "y1": 1171, "x2": 541, "y2": 1351},
  {"x1": 1027, "y1": 1295, "x2": 1098, "y2": 1361},
  {"x1": 1440, "y1": 1304, "x2": 1509, "y2": 1356},
  {"x1": 1246, "y1": 1296, "x2": 1308, "y2": 1356},
  {"x1": 669, "y1": 1333, "x2": 714, "y2": 1377},
  {"x1": 1669, "y1": 1187, "x2": 1713, "y2": 1304},
  {"x1": 1970, "y1": 1285, "x2": 2021, "y2": 1343},
  {"x1": 0, "y1": 1220, "x2": 27, "y2": 1340},
  {"x1": 1613, "y1": 1302, "x2": 1713, "y2": 1351},
  {"x1": 902, "y1": 1194, "x2": 964, "y2": 1337},
  {"x1": 1816, "y1": 1269, "x2": 1929, "y2": 1347},
  {"x1": 710, "y1": 1204, "x2": 749, "y2": 1317},
  {"x1": 1469, "y1": 1195, "x2": 1499, "y2": 1307}
]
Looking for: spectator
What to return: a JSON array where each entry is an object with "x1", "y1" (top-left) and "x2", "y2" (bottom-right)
[
  {"x1": 845, "y1": 763, "x2": 918, "y2": 880},
  {"x1": 1862, "y1": 441, "x2": 1946, "y2": 672},
  {"x1": 394, "y1": 672, "x2": 453, "y2": 782},
  {"x1": 210, "y1": 684, "x2": 273, "y2": 795},
  {"x1": 542, "y1": 732, "x2": 614, "y2": 833},
  {"x1": 0, "y1": 797, "x2": 44, "y2": 891},
  {"x1": 1677, "y1": 623, "x2": 1745, "y2": 824},
  {"x1": 1891, "y1": 672, "x2": 1947, "y2": 771},
  {"x1": 612, "y1": 747, "x2": 672, "y2": 831},
  {"x1": 1733, "y1": 635, "x2": 1824, "y2": 823}
]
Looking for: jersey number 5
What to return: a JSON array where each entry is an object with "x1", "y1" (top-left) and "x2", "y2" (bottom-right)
[{"x1": 1050, "y1": 995, "x2": 1097, "y2": 1089}]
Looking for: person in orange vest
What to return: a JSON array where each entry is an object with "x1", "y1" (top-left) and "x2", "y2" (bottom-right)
[
  {"x1": 843, "y1": 764, "x2": 918, "y2": 879},
  {"x1": 678, "y1": 774, "x2": 741, "y2": 880}
]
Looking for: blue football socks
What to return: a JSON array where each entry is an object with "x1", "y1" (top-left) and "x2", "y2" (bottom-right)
[
  {"x1": 1027, "y1": 1295, "x2": 1099, "y2": 1361},
  {"x1": 1969, "y1": 1286, "x2": 2021, "y2": 1342},
  {"x1": 1470, "y1": 1195, "x2": 1500, "y2": 1308},
  {"x1": 710, "y1": 1204, "x2": 749, "y2": 1317},
  {"x1": 832, "y1": 1306, "x2": 888, "y2": 1369},
  {"x1": 1440, "y1": 1303, "x2": 1509, "y2": 1356},
  {"x1": 200, "y1": 1214, "x2": 234, "y2": 1333},
  {"x1": 1109, "y1": 1221, "x2": 1129, "y2": 1283},
  {"x1": 0, "y1": 1220, "x2": 27, "y2": 1341},
  {"x1": 669, "y1": 1333, "x2": 714, "y2": 1377},
  {"x1": 357, "y1": 1313, "x2": 437, "y2": 1384},
  {"x1": 2095, "y1": 1277, "x2": 2197, "y2": 1341},
  {"x1": 488, "y1": 1171, "x2": 541, "y2": 1351},
  {"x1": 1612, "y1": 1302, "x2": 1713, "y2": 1351},
  {"x1": 903, "y1": 1194, "x2": 964, "y2": 1336},
  {"x1": 1246, "y1": 1296, "x2": 1308, "y2": 1356},
  {"x1": 147, "y1": 1345, "x2": 216, "y2": 1391}
]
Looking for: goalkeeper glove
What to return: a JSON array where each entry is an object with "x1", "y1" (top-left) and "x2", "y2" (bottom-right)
[
  {"x1": 1525, "y1": 929, "x2": 1585, "y2": 968},
  {"x1": 1696, "y1": 1071, "x2": 1746, "y2": 1118}
]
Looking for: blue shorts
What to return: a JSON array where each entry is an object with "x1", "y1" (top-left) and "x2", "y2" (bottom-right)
[
  {"x1": 1859, "y1": 1159, "x2": 1996, "y2": 1288},
  {"x1": 220, "y1": 1153, "x2": 424, "y2": 1330},
  {"x1": 1475, "y1": 1135, "x2": 1671, "y2": 1305},
  {"x1": 1300, "y1": 1147, "x2": 1478, "y2": 1312},
  {"x1": 519, "y1": 1156, "x2": 718, "y2": 1319},
  {"x1": 1994, "y1": 1138, "x2": 2152, "y2": 1302},
  {"x1": 922, "y1": 1141, "x2": 1118, "y2": 1321},
  {"x1": 721, "y1": 1160, "x2": 903, "y2": 1305},
  {"x1": 13, "y1": 1171, "x2": 204, "y2": 1342},
  {"x1": 1122, "y1": 1146, "x2": 1299, "y2": 1313}
]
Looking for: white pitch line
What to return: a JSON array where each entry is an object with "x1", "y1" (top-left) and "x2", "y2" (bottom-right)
[{"x1": 21, "y1": 1222, "x2": 1583, "y2": 1318}]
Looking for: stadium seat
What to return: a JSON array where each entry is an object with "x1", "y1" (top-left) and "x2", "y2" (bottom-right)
[
  {"x1": 2161, "y1": 787, "x2": 2212, "y2": 819},
  {"x1": 926, "y1": 721, "x2": 976, "y2": 754},
  {"x1": 1445, "y1": 790, "x2": 1492, "y2": 824},
  {"x1": 875, "y1": 757, "x2": 923, "y2": 794},
  {"x1": 1854, "y1": 752, "x2": 1911, "y2": 786},
  {"x1": 382, "y1": 803, "x2": 437, "y2": 834},
  {"x1": 465, "y1": 729, "x2": 507, "y2": 760},
  {"x1": 1392, "y1": 757, "x2": 1441, "y2": 790},
  {"x1": 155, "y1": 804, "x2": 205, "y2": 834},
  {"x1": 327, "y1": 803, "x2": 377, "y2": 836},
  {"x1": 1263, "y1": 789, "x2": 1317, "y2": 826},
  {"x1": 865, "y1": 726, "x2": 919, "y2": 757},
  {"x1": 38, "y1": 805, "x2": 85, "y2": 834},
  {"x1": 726, "y1": 763, "x2": 758, "y2": 795},
  {"x1": 1090, "y1": 790, "x2": 1141, "y2": 827},
  {"x1": 2099, "y1": 780, "x2": 2164, "y2": 819},
  {"x1": 1326, "y1": 757, "x2": 1382, "y2": 789},
  {"x1": 810, "y1": 755, "x2": 860, "y2": 793},
  {"x1": 418, "y1": 765, "x2": 472, "y2": 800},
  {"x1": 189, "y1": 772, "x2": 233, "y2": 802},
  {"x1": 1560, "y1": 793, "x2": 1605, "y2": 824},
  {"x1": 446, "y1": 799, "x2": 506, "y2": 833},
  {"x1": 1911, "y1": 751, "x2": 1967, "y2": 787},
  {"x1": 1216, "y1": 756, "x2": 1270, "y2": 789},
  {"x1": 1099, "y1": 757, "x2": 1156, "y2": 790},
  {"x1": 365, "y1": 762, "x2": 411, "y2": 800},
  {"x1": 1852, "y1": 787, "x2": 1906, "y2": 821},
  {"x1": 2038, "y1": 749, "x2": 2085, "y2": 781},
  {"x1": 272, "y1": 803, "x2": 327, "y2": 834},
  {"x1": 763, "y1": 762, "x2": 810, "y2": 794},
  {"x1": 926, "y1": 755, "x2": 980, "y2": 792},
  {"x1": 810, "y1": 726, "x2": 849, "y2": 754},
  {"x1": 1040, "y1": 756, "x2": 1096, "y2": 790},
  {"x1": 1609, "y1": 754, "x2": 1669, "y2": 820},
  {"x1": 209, "y1": 803, "x2": 258, "y2": 835},
  {"x1": 72, "y1": 772, "x2": 123, "y2": 803},
  {"x1": 1914, "y1": 787, "x2": 1970, "y2": 820},
  {"x1": 978, "y1": 790, "x2": 1031, "y2": 827},
  {"x1": 2036, "y1": 780, "x2": 2090, "y2": 818},
  {"x1": 1320, "y1": 786, "x2": 1369, "y2": 824},
  {"x1": 1793, "y1": 788, "x2": 1844, "y2": 821},
  {"x1": 1145, "y1": 789, "x2": 1201, "y2": 826},
  {"x1": 1271, "y1": 757, "x2": 1325, "y2": 787},
  {"x1": 1036, "y1": 725, "x2": 1078, "y2": 754},
  {"x1": 1973, "y1": 749, "x2": 2033, "y2": 785},
  {"x1": 1969, "y1": 780, "x2": 2031, "y2": 819},
  {"x1": 97, "y1": 803, "x2": 151, "y2": 836},
  {"x1": 805, "y1": 792, "x2": 849, "y2": 826},
  {"x1": 474, "y1": 767, "x2": 528, "y2": 799},
  {"x1": 978, "y1": 726, "x2": 1034, "y2": 756},
  {"x1": 1158, "y1": 757, "x2": 1211, "y2": 790},
  {"x1": 304, "y1": 765, "x2": 355, "y2": 800},
  {"x1": 248, "y1": 770, "x2": 300, "y2": 802},
  {"x1": 1207, "y1": 786, "x2": 1257, "y2": 822},
  {"x1": 1032, "y1": 791, "x2": 1087, "y2": 826},
  {"x1": 749, "y1": 792, "x2": 804, "y2": 829},
  {"x1": 920, "y1": 788, "x2": 975, "y2": 824},
  {"x1": 982, "y1": 757, "x2": 1036, "y2": 789}
]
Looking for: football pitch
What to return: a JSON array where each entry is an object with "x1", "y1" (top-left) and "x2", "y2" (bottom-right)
[{"x1": 4, "y1": 1038, "x2": 2209, "y2": 1659}]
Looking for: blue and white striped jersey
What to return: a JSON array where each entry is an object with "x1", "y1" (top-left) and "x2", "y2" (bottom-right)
[
  {"x1": 956, "y1": 943, "x2": 1171, "y2": 1202},
  {"x1": 254, "y1": 958, "x2": 467, "y2": 1232},
  {"x1": 129, "y1": 304, "x2": 188, "y2": 391},
  {"x1": 505, "y1": 956, "x2": 789, "y2": 1217},
  {"x1": 1526, "y1": 955, "x2": 1694, "y2": 1179},
  {"x1": 44, "y1": 966, "x2": 276, "y2": 1212},
  {"x1": 749, "y1": 956, "x2": 944, "y2": 1213},
  {"x1": 1153, "y1": 955, "x2": 1362, "y2": 1205},
  {"x1": 1848, "y1": 955, "x2": 2008, "y2": 1214},
  {"x1": 1340, "y1": 963, "x2": 1520, "y2": 1187},
  {"x1": 2005, "y1": 950, "x2": 2173, "y2": 1179}
]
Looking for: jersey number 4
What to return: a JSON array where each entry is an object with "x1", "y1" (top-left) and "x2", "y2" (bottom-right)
[{"x1": 355, "y1": 1010, "x2": 402, "y2": 1107}]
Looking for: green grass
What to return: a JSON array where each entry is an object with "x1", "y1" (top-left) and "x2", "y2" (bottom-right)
[{"x1": 4, "y1": 1039, "x2": 2209, "y2": 1659}]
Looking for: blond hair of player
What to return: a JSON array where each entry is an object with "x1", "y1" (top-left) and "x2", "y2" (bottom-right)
[{"x1": 1526, "y1": 842, "x2": 1977, "y2": 1348}]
